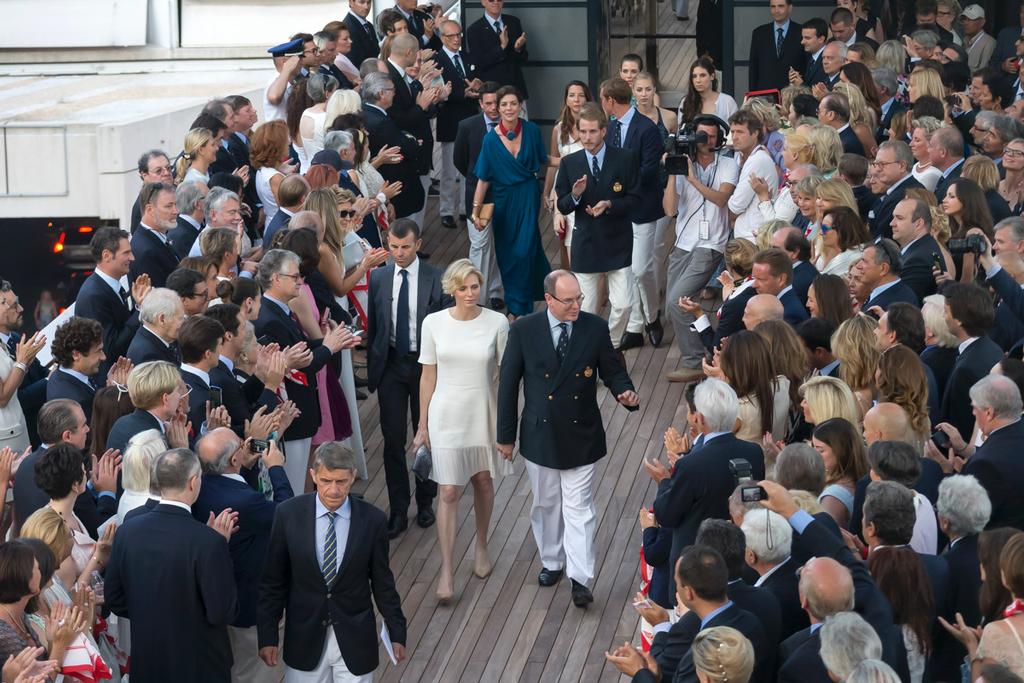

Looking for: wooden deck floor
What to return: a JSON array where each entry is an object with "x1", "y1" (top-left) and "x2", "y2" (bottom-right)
[
  {"x1": 354, "y1": 185, "x2": 688, "y2": 683},
  {"x1": 609, "y1": 0, "x2": 698, "y2": 103}
]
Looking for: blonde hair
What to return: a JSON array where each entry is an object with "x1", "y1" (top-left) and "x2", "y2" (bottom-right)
[
  {"x1": 781, "y1": 85, "x2": 812, "y2": 120},
  {"x1": 922, "y1": 294, "x2": 958, "y2": 348},
  {"x1": 877, "y1": 40, "x2": 907, "y2": 76},
  {"x1": 303, "y1": 187, "x2": 350, "y2": 255},
  {"x1": 743, "y1": 98, "x2": 782, "y2": 132},
  {"x1": 962, "y1": 155, "x2": 1001, "y2": 192},
  {"x1": 800, "y1": 375, "x2": 861, "y2": 426},
  {"x1": 909, "y1": 69, "x2": 945, "y2": 102},
  {"x1": 793, "y1": 175, "x2": 825, "y2": 206},
  {"x1": 127, "y1": 360, "x2": 181, "y2": 410},
  {"x1": 833, "y1": 82, "x2": 877, "y2": 130},
  {"x1": 783, "y1": 131, "x2": 815, "y2": 165},
  {"x1": 790, "y1": 489, "x2": 825, "y2": 514},
  {"x1": 911, "y1": 116, "x2": 944, "y2": 137},
  {"x1": 21, "y1": 507, "x2": 73, "y2": 564},
  {"x1": 832, "y1": 313, "x2": 880, "y2": 392},
  {"x1": 123, "y1": 428, "x2": 165, "y2": 493},
  {"x1": 692, "y1": 626, "x2": 755, "y2": 683},
  {"x1": 816, "y1": 178, "x2": 859, "y2": 217},
  {"x1": 725, "y1": 239, "x2": 758, "y2": 278},
  {"x1": 807, "y1": 125, "x2": 843, "y2": 173},
  {"x1": 324, "y1": 89, "x2": 362, "y2": 133},
  {"x1": 756, "y1": 220, "x2": 791, "y2": 251},
  {"x1": 441, "y1": 258, "x2": 485, "y2": 296},
  {"x1": 175, "y1": 127, "x2": 214, "y2": 182}
]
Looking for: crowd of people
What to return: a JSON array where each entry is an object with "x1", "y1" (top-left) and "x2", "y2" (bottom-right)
[{"x1": 0, "y1": 0, "x2": 1024, "y2": 681}]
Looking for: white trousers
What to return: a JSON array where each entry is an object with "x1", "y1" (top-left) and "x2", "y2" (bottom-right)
[
  {"x1": 467, "y1": 220, "x2": 504, "y2": 299},
  {"x1": 229, "y1": 625, "x2": 282, "y2": 683},
  {"x1": 627, "y1": 220, "x2": 662, "y2": 332},
  {"x1": 282, "y1": 438, "x2": 312, "y2": 495},
  {"x1": 524, "y1": 459, "x2": 597, "y2": 587},
  {"x1": 438, "y1": 141, "x2": 463, "y2": 218},
  {"x1": 408, "y1": 175, "x2": 431, "y2": 232},
  {"x1": 577, "y1": 267, "x2": 634, "y2": 348},
  {"x1": 284, "y1": 630, "x2": 372, "y2": 683}
]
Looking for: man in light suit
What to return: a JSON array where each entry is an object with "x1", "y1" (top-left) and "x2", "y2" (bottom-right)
[
  {"x1": 555, "y1": 103, "x2": 640, "y2": 351},
  {"x1": 259, "y1": 442, "x2": 407, "y2": 681},
  {"x1": 497, "y1": 270, "x2": 639, "y2": 607},
  {"x1": 367, "y1": 219, "x2": 446, "y2": 538},
  {"x1": 106, "y1": 448, "x2": 239, "y2": 683}
]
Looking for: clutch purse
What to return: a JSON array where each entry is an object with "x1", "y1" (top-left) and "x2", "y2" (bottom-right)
[
  {"x1": 476, "y1": 203, "x2": 495, "y2": 228},
  {"x1": 412, "y1": 444, "x2": 433, "y2": 482}
]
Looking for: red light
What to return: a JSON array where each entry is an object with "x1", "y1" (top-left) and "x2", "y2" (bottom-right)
[
  {"x1": 53, "y1": 233, "x2": 66, "y2": 254},
  {"x1": 78, "y1": 225, "x2": 93, "y2": 233}
]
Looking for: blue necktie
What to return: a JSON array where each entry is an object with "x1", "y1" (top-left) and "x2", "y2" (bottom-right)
[
  {"x1": 395, "y1": 269, "x2": 410, "y2": 355},
  {"x1": 322, "y1": 511, "x2": 339, "y2": 585},
  {"x1": 776, "y1": 27, "x2": 784, "y2": 57},
  {"x1": 611, "y1": 121, "x2": 622, "y2": 148},
  {"x1": 591, "y1": 155, "x2": 600, "y2": 181},
  {"x1": 556, "y1": 322, "x2": 569, "y2": 363},
  {"x1": 454, "y1": 53, "x2": 466, "y2": 79}
]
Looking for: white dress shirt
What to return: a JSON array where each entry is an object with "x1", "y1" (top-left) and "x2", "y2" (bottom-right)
[
  {"x1": 390, "y1": 259, "x2": 420, "y2": 351},
  {"x1": 728, "y1": 146, "x2": 778, "y2": 241}
]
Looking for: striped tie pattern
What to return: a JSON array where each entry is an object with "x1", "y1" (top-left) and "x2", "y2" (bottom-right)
[{"x1": 322, "y1": 511, "x2": 339, "y2": 585}]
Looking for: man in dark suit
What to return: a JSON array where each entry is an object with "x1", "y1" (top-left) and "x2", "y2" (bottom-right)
[
  {"x1": 104, "y1": 360, "x2": 184, "y2": 455},
  {"x1": 466, "y1": 0, "x2": 529, "y2": 99},
  {"x1": 858, "y1": 240, "x2": 921, "y2": 311},
  {"x1": 178, "y1": 315, "x2": 225, "y2": 431},
  {"x1": 653, "y1": 378, "x2": 761, "y2": 601},
  {"x1": 940, "y1": 283, "x2": 1004, "y2": 440},
  {"x1": 46, "y1": 317, "x2": 105, "y2": 422},
  {"x1": 453, "y1": 82, "x2": 504, "y2": 307},
  {"x1": 126, "y1": 288, "x2": 184, "y2": 366},
  {"x1": 748, "y1": 0, "x2": 804, "y2": 91},
  {"x1": 889, "y1": 197, "x2": 944, "y2": 301},
  {"x1": 989, "y1": 1, "x2": 1024, "y2": 70},
  {"x1": 129, "y1": 150, "x2": 173, "y2": 234},
  {"x1": 394, "y1": 0, "x2": 440, "y2": 50},
  {"x1": 436, "y1": 19, "x2": 482, "y2": 228},
  {"x1": 555, "y1": 103, "x2": 640, "y2": 352},
  {"x1": 345, "y1": 0, "x2": 380, "y2": 67},
  {"x1": 818, "y1": 92, "x2": 866, "y2": 156},
  {"x1": 868, "y1": 141, "x2": 923, "y2": 239},
  {"x1": 168, "y1": 181, "x2": 207, "y2": 260},
  {"x1": 874, "y1": 68, "x2": 907, "y2": 144},
  {"x1": 254, "y1": 249, "x2": 357, "y2": 495},
  {"x1": 602, "y1": 78, "x2": 666, "y2": 350},
  {"x1": 797, "y1": 18, "x2": 829, "y2": 88},
  {"x1": 129, "y1": 182, "x2": 181, "y2": 288},
  {"x1": 194, "y1": 429, "x2": 293, "y2": 683},
  {"x1": 367, "y1": 220, "x2": 445, "y2": 537},
  {"x1": 258, "y1": 442, "x2": 407, "y2": 678},
  {"x1": 930, "y1": 125, "x2": 966, "y2": 203},
  {"x1": 498, "y1": 270, "x2": 638, "y2": 606},
  {"x1": 751, "y1": 248, "x2": 809, "y2": 326},
  {"x1": 770, "y1": 227, "x2": 817, "y2": 307},
  {"x1": 107, "y1": 448, "x2": 238, "y2": 683},
  {"x1": 75, "y1": 227, "x2": 150, "y2": 378},
  {"x1": 741, "y1": 510, "x2": 808, "y2": 641},
  {"x1": 362, "y1": 72, "x2": 425, "y2": 220}
]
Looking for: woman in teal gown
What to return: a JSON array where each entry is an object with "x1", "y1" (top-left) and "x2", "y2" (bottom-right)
[{"x1": 471, "y1": 86, "x2": 551, "y2": 318}]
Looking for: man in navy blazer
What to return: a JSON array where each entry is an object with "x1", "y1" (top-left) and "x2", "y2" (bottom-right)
[
  {"x1": 601, "y1": 78, "x2": 666, "y2": 350},
  {"x1": 178, "y1": 315, "x2": 225, "y2": 431},
  {"x1": 258, "y1": 443, "x2": 406, "y2": 678},
  {"x1": 107, "y1": 448, "x2": 238, "y2": 683},
  {"x1": 771, "y1": 227, "x2": 817, "y2": 307},
  {"x1": 75, "y1": 227, "x2": 150, "y2": 378},
  {"x1": 129, "y1": 182, "x2": 181, "y2": 288},
  {"x1": 194, "y1": 429, "x2": 293, "y2": 683},
  {"x1": 818, "y1": 93, "x2": 866, "y2": 156},
  {"x1": 858, "y1": 240, "x2": 921, "y2": 311},
  {"x1": 890, "y1": 197, "x2": 945, "y2": 301},
  {"x1": 46, "y1": 316, "x2": 105, "y2": 423},
  {"x1": 867, "y1": 141, "x2": 923, "y2": 240},
  {"x1": 741, "y1": 509, "x2": 808, "y2": 641},
  {"x1": 751, "y1": 248, "x2": 809, "y2": 326},
  {"x1": 362, "y1": 74, "x2": 425, "y2": 220},
  {"x1": 167, "y1": 181, "x2": 206, "y2": 260},
  {"x1": 747, "y1": 1, "x2": 804, "y2": 91},
  {"x1": 344, "y1": 0, "x2": 379, "y2": 67},
  {"x1": 930, "y1": 126, "x2": 965, "y2": 204},
  {"x1": 126, "y1": 288, "x2": 184, "y2": 366},
  {"x1": 465, "y1": 0, "x2": 529, "y2": 98},
  {"x1": 104, "y1": 360, "x2": 184, "y2": 455}
]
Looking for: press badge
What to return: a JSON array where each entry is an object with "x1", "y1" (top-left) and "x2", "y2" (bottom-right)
[{"x1": 699, "y1": 220, "x2": 710, "y2": 240}]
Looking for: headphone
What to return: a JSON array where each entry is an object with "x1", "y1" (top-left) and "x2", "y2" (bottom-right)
[{"x1": 690, "y1": 114, "x2": 729, "y2": 151}]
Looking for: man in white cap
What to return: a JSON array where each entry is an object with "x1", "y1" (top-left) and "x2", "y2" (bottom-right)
[{"x1": 961, "y1": 5, "x2": 996, "y2": 71}]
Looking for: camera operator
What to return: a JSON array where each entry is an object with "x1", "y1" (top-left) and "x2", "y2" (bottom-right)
[{"x1": 663, "y1": 118, "x2": 738, "y2": 384}]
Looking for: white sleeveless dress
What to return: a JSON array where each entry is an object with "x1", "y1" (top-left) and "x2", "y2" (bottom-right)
[
  {"x1": 551, "y1": 125, "x2": 583, "y2": 248},
  {"x1": 300, "y1": 109, "x2": 328, "y2": 173}
]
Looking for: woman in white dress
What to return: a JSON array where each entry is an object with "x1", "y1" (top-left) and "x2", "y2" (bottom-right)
[
  {"x1": 297, "y1": 73, "x2": 339, "y2": 172},
  {"x1": 543, "y1": 81, "x2": 591, "y2": 269},
  {"x1": 252, "y1": 120, "x2": 294, "y2": 234},
  {"x1": 0, "y1": 311, "x2": 43, "y2": 454},
  {"x1": 908, "y1": 116, "x2": 944, "y2": 192},
  {"x1": 413, "y1": 259, "x2": 512, "y2": 602}
]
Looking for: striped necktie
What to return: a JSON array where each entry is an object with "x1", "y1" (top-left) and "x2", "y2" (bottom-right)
[{"x1": 322, "y1": 511, "x2": 339, "y2": 585}]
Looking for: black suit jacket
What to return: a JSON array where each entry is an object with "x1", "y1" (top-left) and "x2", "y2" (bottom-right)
[
  {"x1": 759, "y1": 557, "x2": 809, "y2": 640},
  {"x1": 386, "y1": 60, "x2": 432, "y2": 146},
  {"x1": 74, "y1": 272, "x2": 140, "y2": 377},
  {"x1": 254, "y1": 297, "x2": 335, "y2": 440},
  {"x1": 863, "y1": 280, "x2": 920, "y2": 311},
  {"x1": 853, "y1": 184, "x2": 878, "y2": 220},
  {"x1": 345, "y1": 12, "x2": 380, "y2": 67},
  {"x1": 366, "y1": 261, "x2": 446, "y2": 392},
  {"x1": 105, "y1": 408, "x2": 165, "y2": 456},
  {"x1": 933, "y1": 160, "x2": 964, "y2": 204},
  {"x1": 181, "y1": 368, "x2": 212, "y2": 435},
  {"x1": 778, "y1": 625, "x2": 909, "y2": 683},
  {"x1": 555, "y1": 146, "x2": 640, "y2": 273},
  {"x1": 869, "y1": 175, "x2": 924, "y2": 239},
  {"x1": 748, "y1": 20, "x2": 805, "y2": 91},
  {"x1": 258, "y1": 493, "x2": 406, "y2": 675},
  {"x1": 941, "y1": 335, "x2": 1004, "y2": 441},
  {"x1": 318, "y1": 62, "x2": 355, "y2": 91},
  {"x1": 779, "y1": 288, "x2": 809, "y2": 326},
  {"x1": 900, "y1": 233, "x2": 943, "y2": 301},
  {"x1": 792, "y1": 260, "x2": 817, "y2": 306},
  {"x1": 263, "y1": 207, "x2": 293, "y2": 246},
  {"x1": 465, "y1": 14, "x2": 529, "y2": 97},
  {"x1": 839, "y1": 124, "x2": 866, "y2": 156},
  {"x1": 921, "y1": 344, "x2": 957, "y2": 400},
  {"x1": 497, "y1": 310, "x2": 635, "y2": 471},
  {"x1": 714, "y1": 285, "x2": 757, "y2": 347},
  {"x1": 878, "y1": 100, "x2": 908, "y2": 144},
  {"x1": 168, "y1": 215, "x2": 202, "y2": 261},
  {"x1": 453, "y1": 113, "x2": 493, "y2": 219},
  {"x1": 128, "y1": 226, "x2": 179, "y2": 288},
  {"x1": 106, "y1": 504, "x2": 237, "y2": 683},
  {"x1": 210, "y1": 360, "x2": 277, "y2": 437},
  {"x1": 654, "y1": 434, "x2": 764, "y2": 599},
  {"x1": 126, "y1": 326, "x2": 179, "y2": 366},
  {"x1": 363, "y1": 104, "x2": 424, "y2": 219},
  {"x1": 45, "y1": 369, "x2": 96, "y2": 422},
  {"x1": 435, "y1": 49, "x2": 480, "y2": 143},
  {"x1": 964, "y1": 417, "x2": 1024, "y2": 529},
  {"x1": 612, "y1": 112, "x2": 664, "y2": 224}
]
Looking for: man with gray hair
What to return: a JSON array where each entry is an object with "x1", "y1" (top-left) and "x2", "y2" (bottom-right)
[
  {"x1": 774, "y1": 443, "x2": 826, "y2": 495},
  {"x1": 868, "y1": 140, "x2": 923, "y2": 239},
  {"x1": 106, "y1": 447, "x2": 239, "y2": 682},
  {"x1": 819, "y1": 612, "x2": 883, "y2": 681},
  {"x1": 131, "y1": 182, "x2": 180, "y2": 288},
  {"x1": 872, "y1": 67, "x2": 905, "y2": 145},
  {"x1": 192, "y1": 187, "x2": 249, "y2": 257},
  {"x1": 928, "y1": 125, "x2": 965, "y2": 202},
  {"x1": 169, "y1": 181, "x2": 207, "y2": 259},
  {"x1": 741, "y1": 509, "x2": 804, "y2": 639},
  {"x1": 938, "y1": 475, "x2": 990, "y2": 631},
  {"x1": 194, "y1": 428, "x2": 293, "y2": 683},
  {"x1": 258, "y1": 441, "x2": 407, "y2": 678},
  {"x1": 362, "y1": 70, "x2": 425, "y2": 220},
  {"x1": 126, "y1": 288, "x2": 184, "y2": 365},
  {"x1": 322, "y1": 129, "x2": 353, "y2": 156},
  {"x1": 131, "y1": 149, "x2": 174, "y2": 233},
  {"x1": 652, "y1": 378, "x2": 762, "y2": 601}
]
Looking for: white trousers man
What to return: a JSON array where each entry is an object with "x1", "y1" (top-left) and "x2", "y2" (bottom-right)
[
  {"x1": 577, "y1": 267, "x2": 634, "y2": 348},
  {"x1": 626, "y1": 220, "x2": 662, "y2": 336},
  {"x1": 284, "y1": 630, "x2": 372, "y2": 682},
  {"x1": 523, "y1": 459, "x2": 597, "y2": 587},
  {"x1": 229, "y1": 625, "x2": 282, "y2": 683},
  {"x1": 438, "y1": 141, "x2": 463, "y2": 219},
  {"x1": 468, "y1": 222, "x2": 504, "y2": 303},
  {"x1": 408, "y1": 175, "x2": 431, "y2": 231},
  {"x1": 282, "y1": 438, "x2": 312, "y2": 494}
]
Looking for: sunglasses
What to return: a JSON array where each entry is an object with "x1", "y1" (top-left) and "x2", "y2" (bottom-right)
[{"x1": 339, "y1": 210, "x2": 357, "y2": 218}]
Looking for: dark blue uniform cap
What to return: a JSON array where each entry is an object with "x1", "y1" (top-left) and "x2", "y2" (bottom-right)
[{"x1": 268, "y1": 38, "x2": 304, "y2": 57}]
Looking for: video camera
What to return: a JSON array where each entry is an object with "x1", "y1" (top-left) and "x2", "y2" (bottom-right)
[
  {"x1": 947, "y1": 234, "x2": 986, "y2": 255},
  {"x1": 663, "y1": 123, "x2": 708, "y2": 177}
]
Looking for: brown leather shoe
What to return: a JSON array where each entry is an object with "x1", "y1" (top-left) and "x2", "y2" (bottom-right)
[{"x1": 666, "y1": 368, "x2": 706, "y2": 383}]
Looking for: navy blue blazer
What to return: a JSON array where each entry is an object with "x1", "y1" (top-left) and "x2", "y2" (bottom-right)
[
  {"x1": 453, "y1": 113, "x2": 493, "y2": 219},
  {"x1": 839, "y1": 124, "x2": 866, "y2": 156},
  {"x1": 363, "y1": 104, "x2": 424, "y2": 219},
  {"x1": 168, "y1": 216, "x2": 201, "y2": 261},
  {"x1": 792, "y1": 260, "x2": 817, "y2": 307},
  {"x1": 780, "y1": 288, "x2": 809, "y2": 326},
  {"x1": 698, "y1": 285, "x2": 758, "y2": 352},
  {"x1": 748, "y1": 20, "x2": 805, "y2": 91},
  {"x1": 465, "y1": 13, "x2": 529, "y2": 98},
  {"x1": 778, "y1": 624, "x2": 910, "y2": 683},
  {"x1": 963, "y1": 417, "x2": 1024, "y2": 529},
  {"x1": 868, "y1": 175, "x2": 924, "y2": 239},
  {"x1": 345, "y1": 12, "x2": 379, "y2": 67},
  {"x1": 610, "y1": 111, "x2": 665, "y2": 224},
  {"x1": 941, "y1": 335, "x2": 1004, "y2": 442},
  {"x1": 45, "y1": 369, "x2": 96, "y2": 422},
  {"x1": 434, "y1": 48, "x2": 480, "y2": 143},
  {"x1": 933, "y1": 161, "x2": 963, "y2": 204},
  {"x1": 209, "y1": 360, "x2": 276, "y2": 438},
  {"x1": 642, "y1": 524, "x2": 673, "y2": 608},
  {"x1": 853, "y1": 184, "x2": 878, "y2": 221},
  {"x1": 943, "y1": 534, "x2": 981, "y2": 626},
  {"x1": 849, "y1": 457, "x2": 944, "y2": 539},
  {"x1": 804, "y1": 54, "x2": 826, "y2": 88},
  {"x1": 863, "y1": 280, "x2": 920, "y2": 311},
  {"x1": 126, "y1": 326, "x2": 180, "y2": 366},
  {"x1": 899, "y1": 233, "x2": 943, "y2": 302},
  {"x1": 192, "y1": 467, "x2": 293, "y2": 627},
  {"x1": 263, "y1": 208, "x2": 292, "y2": 246},
  {"x1": 106, "y1": 504, "x2": 237, "y2": 683},
  {"x1": 105, "y1": 409, "x2": 164, "y2": 456},
  {"x1": 921, "y1": 344, "x2": 957, "y2": 400},
  {"x1": 74, "y1": 272, "x2": 140, "y2": 377},
  {"x1": 12, "y1": 446, "x2": 116, "y2": 537},
  {"x1": 181, "y1": 369, "x2": 211, "y2": 435},
  {"x1": 128, "y1": 226, "x2": 180, "y2": 288},
  {"x1": 758, "y1": 556, "x2": 809, "y2": 641}
]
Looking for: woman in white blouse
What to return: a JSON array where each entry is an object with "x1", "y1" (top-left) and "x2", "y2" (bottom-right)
[
  {"x1": 677, "y1": 57, "x2": 737, "y2": 126},
  {"x1": 815, "y1": 207, "x2": 871, "y2": 277},
  {"x1": 908, "y1": 116, "x2": 944, "y2": 192}
]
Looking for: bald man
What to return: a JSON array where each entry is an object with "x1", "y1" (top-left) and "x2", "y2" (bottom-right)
[
  {"x1": 862, "y1": 402, "x2": 912, "y2": 446},
  {"x1": 742, "y1": 293, "x2": 785, "y2": 331}
]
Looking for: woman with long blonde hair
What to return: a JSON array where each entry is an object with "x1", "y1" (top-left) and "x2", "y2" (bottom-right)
[
  {"x1": 876, "y1": 345, "x2": 931, "y2": 446},
  {"x1": 832, "y1": 314, "x2": 880, "y2": 417},
  {"x1": 807, "y1": 125, "x2": 842, "y2": 176},
  {"x1": 832, "y1": 82, "x2": 878, "y2": 159},
  {"x1": 908, "y1": 68, "x2": 945, "y2": 103},
  {"x1": 175, "y1": 127, "x2": 217, "y2": 184}
]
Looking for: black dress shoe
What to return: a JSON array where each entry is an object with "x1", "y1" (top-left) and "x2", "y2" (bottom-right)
[
  {"x1": 387, "y1": 514, "x2": 408, "y2": 539},
  {"x1": 646, "y1": 315, "x2": 664, "y2": 348},
  {"x1": 417, "y1": 250, "x2": 431, "y2": 260},
  {"x1": 570, "y1": 579, "x2": 594, "y2": 607},
  {"x1": 428, "y1": 181, "x2": 440, "y2": 196},
  {"x1": 441, "y1": 215, "x2": 456, "y2": 229},
  {"x1": 538, "y1": 567, "x2": 563, "y2": 586},
  {"x1": 489, "y1": 297, "x2": 506, "y2": 311},
  {"x1": 416, "y1": 506, "x2": 436, "y2": 528},
  {"x1": 619, "y1": 332, "x2": 645, "y2": 351}
]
